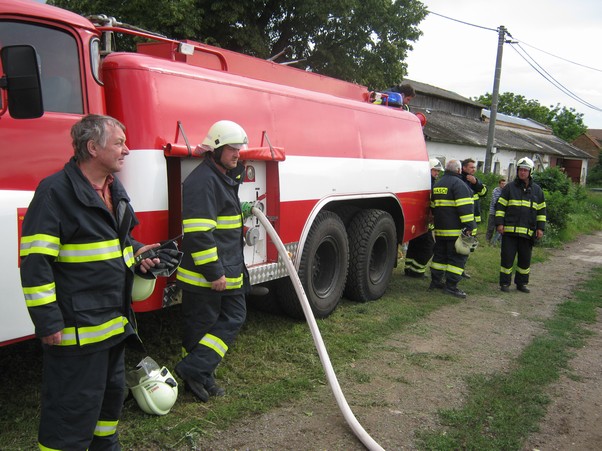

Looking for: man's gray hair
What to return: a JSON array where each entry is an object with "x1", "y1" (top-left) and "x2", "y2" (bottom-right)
[
  {"x1": 71, "y1": 114, "x2": 125, "y2": 161},
  {"x1": 445, "y1": 159, "x2": 461, "y2": 173}
]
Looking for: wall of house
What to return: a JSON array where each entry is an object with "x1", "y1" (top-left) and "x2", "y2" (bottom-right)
[{"x1": 426, "y1": 142, "x2": 516, "y2": 179}]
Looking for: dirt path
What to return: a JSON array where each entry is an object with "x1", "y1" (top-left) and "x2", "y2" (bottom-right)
[{"x1": 202, "y1": 231, "x2": 602, "y2": 451}]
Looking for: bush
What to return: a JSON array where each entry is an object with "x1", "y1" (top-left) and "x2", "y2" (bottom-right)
[{"x1": 532, "y1": 167, "x2": 571, "y2": 195}]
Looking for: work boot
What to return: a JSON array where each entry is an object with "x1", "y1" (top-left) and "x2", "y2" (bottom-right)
[
  {"x1": 444, "y1": 285, "x2": 467, "y2": 299},
  {"x1": 428, "y1": 280, "x2": 445, "y2": 290},
  {"x1": 205, "y1": 383, "x2": 225, "y2": 397},
  {"x1": 500, "y1": 285, "x2": 510, "y2": 293},
  {"x1": 175, "y1": 365, "x2": 209, "y2": 402},
  {"x1": 517, "y1": 284, "x2": 530, "y2": 293}
]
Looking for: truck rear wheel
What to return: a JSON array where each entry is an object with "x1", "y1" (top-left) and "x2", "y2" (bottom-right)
[
  {"x1": 345, "y1": 209, "x2": 397, "y2": 302},
  {"x1": 278, "y1": 211, "x2": 349, "y2": 319}
]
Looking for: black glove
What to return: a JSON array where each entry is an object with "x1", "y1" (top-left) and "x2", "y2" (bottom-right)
[{"x1": 135, "y1": 241, "x2": 183, "y2": 278}]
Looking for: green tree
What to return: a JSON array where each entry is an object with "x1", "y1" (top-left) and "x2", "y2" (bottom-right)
[
  {"x1": 475, "y1": 92, "x2": 587, "y2": 142},
  {"x1": 49, "y1": 0, "x2": 427, "y2": 89}
]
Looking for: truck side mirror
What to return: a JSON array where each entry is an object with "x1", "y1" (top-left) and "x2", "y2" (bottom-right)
[{"x1": 0, "y1": 45, "x2": 44, "y2": 119}]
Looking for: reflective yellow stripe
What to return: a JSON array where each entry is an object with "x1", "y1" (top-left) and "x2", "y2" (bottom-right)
[
  {"x1": 216, "y1": 214, "x2": 242, "y2": 229},
  {"x1": 200, "y1": 333, "x2": 228, "y2": 358},
  {"x1": 58, "y1": 327, "x2": 77, "y2": 346},
  {"x1": 434, "y1": 229, "x2": 461, "y2": 237},
  {"x1": 508, "y1": 200, "x2": 532, "y2": 207},
  {"x1": 57, "y1": 239, "x2": 121, "y2": 263},
  {"x1": 23, "y1": 282, "x2": 56, "y2": 307},
  {"x1": 459, "y1": 214, "x2": 474, "y2": 222},
  {"x1": 192, "y1": 247, "x2": 218, "y2": 266},
  {"x1": 431, "y1": 261, "x2": 447, "y2": 271},
  {"x1": 78, "y1": 317, "x2": 127, "y2": 346},
  {"x1": 503, "y1": 226, "x2": 533, "y2": 236},
  {"x1": 94, "y1": 420, "x2": 118, "y2": 437},
  {"x1": 536, "y1": 215, "x2": 546, "y2": 222},
  {"x1": 123, "y1": 245, "x2": 135, "y2": 268},
  {"x1": 447, "y1": 264, "x2": 464, "y2": 275},
  {"x1": 183, "y1": 218, "x2": 216, "y2": 233},
  {"x1": 495, "y1": 211, "x2": 506, "y2": 217},
  {"x1": 498, "y1": 198, "x2": 508, "y2": 206},
  {"x1": 516, "y1": 266, "x2": 530, "y2": 275},
  {"x1": 500, "y1": 266, "x2": 513, "y2": 275},
  {"x1": 20, "y1": 234, "x2": 60, "y2": 257},
  {"x1": 38, "y1": 443, "x2": 61, "y2": 451},
  {"x1": 176, "y1": 267, "x2": 243, "y2": 289}
]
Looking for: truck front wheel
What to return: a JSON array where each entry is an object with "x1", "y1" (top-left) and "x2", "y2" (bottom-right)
[
  {"x1": 345, "y1": 209, "x2": 397, "y2": 302},
  {"x1": 278, "y1": 211, "x2": 349, "y2": 319}
]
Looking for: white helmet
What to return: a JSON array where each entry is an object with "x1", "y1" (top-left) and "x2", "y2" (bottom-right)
[
  {"x1": 132, "y1": 275, "x2": 156, "y2": 302},
  {"x1": 127, "y1": 357, "x2": 178, "y2": 415},
  {"x1": 517, "y1": 157, "x2": 534, "y2": 173},
  {"x1": 455, "y1": 232, "x2": 478, "y2": 256},
  {"x1": 200, "y1": 120, "x2": 248, "y2": 152},
  {"x1": 429, "y1": 158, "x2": 444, "y2": 171}
]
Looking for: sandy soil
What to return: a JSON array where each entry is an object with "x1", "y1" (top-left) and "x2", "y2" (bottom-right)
[{"x1": 198, "y1": 231, "x2": 602, "y2": 451}]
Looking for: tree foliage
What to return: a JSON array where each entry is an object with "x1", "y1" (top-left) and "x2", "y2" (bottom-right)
[
  {"x1": 49, "y1": 0, "x2": 427, "y2": 89},
  {"x1": 475, "y1": 92, "x2": 587, "y2": 142}
]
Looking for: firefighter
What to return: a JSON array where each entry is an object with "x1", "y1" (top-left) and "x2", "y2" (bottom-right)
[
  {"x1": 404, "y1": 158, "x2": 443, "y2": 278},
  {"x1": 19, "y1": 115, "x2": 172, "y2": 450},
  {"x1": 175, "y1": 120, "x2": 249, "y2": 402},
  {"x1": 495, "y1": 157, "x2": 546, "y2": 293},
  {"x1": 430, "y1": 159, "x2": 476, "y2": 299},
  {"x1": 460, "y1": 158, "x2": 487, "y2": 279}
]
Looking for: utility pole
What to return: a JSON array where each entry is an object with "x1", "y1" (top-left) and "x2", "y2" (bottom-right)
[{"x1": 484, "y1": 25, "x2": 507, "y2": 173}]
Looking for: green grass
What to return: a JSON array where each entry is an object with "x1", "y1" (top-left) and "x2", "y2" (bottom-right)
[
  {"x1": 416, "y1": 267, "x2": 602, "y2": 451},
  {"x1": 1, "y1": 191, "x2": 601, "y2": 450}
]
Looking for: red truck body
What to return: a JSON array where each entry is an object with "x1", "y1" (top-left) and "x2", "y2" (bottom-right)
[{"x1": 0, "y1": 0, "x2": 429, "y2": 345}]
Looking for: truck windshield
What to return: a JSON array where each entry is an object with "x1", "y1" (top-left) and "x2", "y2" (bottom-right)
[{"x1": 0, "y1": 20, "x2": 83, "y2": 114}]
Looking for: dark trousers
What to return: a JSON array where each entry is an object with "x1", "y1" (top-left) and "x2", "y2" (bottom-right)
[
  {"x1": 500, "y1": 234, "x2": 533, "y2": 286},
  {"x1": 404, "y1": 230, "x2": 435, "y2": 275},
  {"x1": 39, "y1": 342, "x2": 125, "y2": 451},
  {"x1": 178, "y1": 289, "x2": 246, "y2": 386},
  {"x1": 430, "y1": 238, "x2": 468, "y2": 288}
]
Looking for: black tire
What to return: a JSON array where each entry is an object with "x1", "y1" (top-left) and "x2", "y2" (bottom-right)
[
  {"x1": 345, "y1": 209, "x2": 397, "y2": 302},
  {"x1": 278, "y1": 211, "x2": 349, "y2": 319}
]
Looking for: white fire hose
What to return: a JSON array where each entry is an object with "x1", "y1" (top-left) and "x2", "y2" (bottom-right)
[{"x1": 252, "y1": 206, "x2": 385, "y2": 451}]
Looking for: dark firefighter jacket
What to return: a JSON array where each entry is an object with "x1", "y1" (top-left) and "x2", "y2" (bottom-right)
[
  {"x1": 20, "y1": 157, "x2": 142, "y2": 356},
  {"x1": 462, "y1": 172, "x2": 487, "y2": 223},
  {"x1": 495, "y1": 176, "x2": 546, "y2": 238},
  {"x1": 176, "y1": 157, "x2": 247, "y2": 293},
  {"x1": 431, "y1": 170, "x2": 476, "y2": 240}
]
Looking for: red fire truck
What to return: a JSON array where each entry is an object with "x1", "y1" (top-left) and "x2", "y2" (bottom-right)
[{"x1": 0, "y1": 0, "x2": 430, "y2": 345}]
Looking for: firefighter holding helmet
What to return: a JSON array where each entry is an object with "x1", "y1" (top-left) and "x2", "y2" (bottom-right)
[
  {"x1": 175, "y1": 120, "x2": 249, "y2": 402},
  {"x1": 495, "y1": 157, "x2": 546, "y2": 293}
]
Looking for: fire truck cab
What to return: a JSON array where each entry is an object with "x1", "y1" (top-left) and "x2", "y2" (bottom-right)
[{"x1": 0, "y1": 0, "x2": 430, "y2": 346}]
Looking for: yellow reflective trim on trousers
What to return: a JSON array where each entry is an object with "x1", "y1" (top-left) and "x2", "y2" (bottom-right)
[
  {"x1": 38, "y1": 442, "x2": 61, "y2": 451},
  {"x1": 216, "y1": 215, "x2": 242, "y2": 229},
  {"x1": 123, "y1": 245, "x2": 135, "y2": 268},
  {"x1": 516, "y1": 266, "x2": 530, "y2": 275},
  {"x1": 500, "y1": 266, "x2": 513, "y2": 275},
  {"x1": 23, "y1": 282, "x2": 56, "y2": 307},
  {"x1": 192, "y1": 247, "x2": 218, "y2": 266},
  {"x1": 431, "y1": 261, "x2": 447, "y2": 271},
  {"x1": 447, "y1": 264, "x2": 464, "y2": 275},
  {"x1": 183, "y1": 218, "x2": 216, "y2": 233},
  {"x1": 176, "y1": 267, "x2": 243, "y2": 289},
  {"x1": 95, "y1": 419, "x2": 118, "y2": 437},
  {"x1": 200, "y1": 333, "x2": 228, "y2": 358},
  {"x1": 20, "y1": 234, "x2": 60, "y2": 258},
  {"x1": 57, "y1": 239, "x2": 121, "y2": 263},
  {"x1": 77, "y1": 317, "x2": 127, "y2": 346}
]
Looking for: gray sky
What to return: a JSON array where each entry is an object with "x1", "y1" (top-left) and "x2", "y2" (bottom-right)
[{"x1": 406, "y1": 0, "x2": 602, "y2": 130}]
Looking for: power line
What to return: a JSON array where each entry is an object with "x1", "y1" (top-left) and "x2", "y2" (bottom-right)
[
  {"x1": 426, "y1": 9, "x2": 602, "y2": 113},
  {"x1": 509, "y1": 43, "x2": 602, "y2": 112}
]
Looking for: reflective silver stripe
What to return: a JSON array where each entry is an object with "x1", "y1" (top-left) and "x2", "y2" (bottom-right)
[{"x1": 20, "y1": 234, "x2": 60, "y2": 257}]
